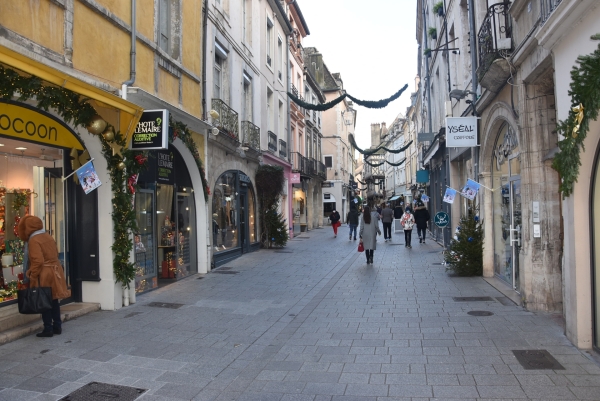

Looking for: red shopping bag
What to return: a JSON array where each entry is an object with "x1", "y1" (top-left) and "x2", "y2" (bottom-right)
[{"x1": 357, "y1": 242, "x2": 364, "y2": 252}]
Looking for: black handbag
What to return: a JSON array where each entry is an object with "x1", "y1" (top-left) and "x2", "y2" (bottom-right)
[{"x1": 17, "y1": 278, "x2": 53, "y2": 314}]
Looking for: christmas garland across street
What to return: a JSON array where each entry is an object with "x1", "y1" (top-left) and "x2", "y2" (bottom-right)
[
  {"x1": 552, "y1": 34, "x2": 600, "y2": 198},
  {"x1": 288, "y1": 84, "x2": 408, "y2": 112},
  {"x1": 363, "y1": 158, "x2": 407, "y2": 168},
  {"x1": 349, "y1": 134, "x2": 413, "y2": 157}
]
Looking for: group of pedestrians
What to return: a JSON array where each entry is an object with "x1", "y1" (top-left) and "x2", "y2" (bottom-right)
[{"x1": 328, "y1": 197, "x2": 431, "y2": 264}]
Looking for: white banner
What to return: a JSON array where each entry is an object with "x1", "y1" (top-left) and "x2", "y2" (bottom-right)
[{"x1": 446, "y1": 117, "x2": 478, "y2": 147}]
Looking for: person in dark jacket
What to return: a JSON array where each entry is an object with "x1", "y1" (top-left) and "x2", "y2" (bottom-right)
[
  {"x1": 381, "y1": 203, "x2": 394, "y2": 242},
  {"x1": 413, "y1": 200, "x2": 430, "y2": 243},
  {"x1": 329, "y1": 210, "x2": 341, "y2": 238},
  {"x1": 393, "y1": 203, "x2": 404, "y2": 219},
  {"x1": 347, "y1": 208, "x2": 360, "y2": 240}
]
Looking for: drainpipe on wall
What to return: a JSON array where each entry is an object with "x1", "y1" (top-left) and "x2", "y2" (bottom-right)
[
  {"x1": 121, "y1": 0, "x2": 137, "y2": 101},
  {"x1": 468, "y1": 0, "x2": 479, "y2": 180},
  {"x1": 202, "y1": 0, "x2": 212, "y2": 272},
  {"x1": 287, "y1": 32, "x2": 293, "y2": 238}
]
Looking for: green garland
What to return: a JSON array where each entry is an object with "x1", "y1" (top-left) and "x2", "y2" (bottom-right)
[
  {"x1": 552, "y1": 34, "x2": 600, "y2": 198},
  {"x1": 363, "y1": 158, "x2": 406, "y2": 168},
  {"x1": 169, "y1": 117, "x2": 210, "y2": 201},
  {"x1": 349, "y1": 134, "x2": 413, "y2": 156},
  {"x1": 288, "y1": 84, "x2": 408, "y2": 111},
  {"x1": 1, "y1": 65, "x2": 146, "y2": 286}
]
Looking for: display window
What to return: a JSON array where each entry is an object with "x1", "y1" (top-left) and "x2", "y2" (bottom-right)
[{"x1": 293, "y1": 187, "x2": 307, "y2": 234}]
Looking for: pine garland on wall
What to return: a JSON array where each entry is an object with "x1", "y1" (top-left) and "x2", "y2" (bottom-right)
[{"x1": 552, "y1": 34, "x2": 600, "y2": 198}]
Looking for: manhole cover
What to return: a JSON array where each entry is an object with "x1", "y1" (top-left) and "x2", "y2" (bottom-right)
[
  {"x1": 124, "y1": 312, "x2": 144, "y2": 318},
  {"x1": 212, "y1": 270, "x2": 239, "y2": 274},
  {"x1": 512, "y1": 350, "x2": 565, "y2": 370},
  {"x1": 59, "y1": 382, "x2": 146, "y2": 401},
  {"x1": 452, "y1": 296, "x2": 494, "y2": 302},
  {"x1": 467, "y1": 310, "x2": 494, "y2": 316},
  {"x1": 147, "y1": 302, "x2": 184, "y2": 309}
]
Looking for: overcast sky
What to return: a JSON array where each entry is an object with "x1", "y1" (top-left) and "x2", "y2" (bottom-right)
[{"x1": 298, "y1": 0, "x2": 419, "y2": 150}]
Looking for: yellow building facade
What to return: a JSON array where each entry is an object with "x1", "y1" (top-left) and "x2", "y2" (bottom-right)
[{"x1": 0, "y1": 0, "x2": 210, "y2": 318}]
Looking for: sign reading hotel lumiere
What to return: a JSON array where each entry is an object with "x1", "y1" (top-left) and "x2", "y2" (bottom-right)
[
  {"x1": 446, "y1": 116, "x2": 478, "y2": 148},
  {"x1": 0, "y1": 100, "x2": 84, "y2": 150},
  {"x1": 131, "y1": 109, "x2": 169, "y2": 150}
]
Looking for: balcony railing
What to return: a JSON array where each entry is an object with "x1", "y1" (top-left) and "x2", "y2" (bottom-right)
[
  {"x1": 211, "y1": 98, "x2": 239, "y2": 140},
  {"x1": 541, "y1": 0, "x2": 562, "y2": 24},
  {"x1": 241, "y1": 121, "x2": 260, "y2": 151},
  {"x1": 279, "y1": 139, "x2": 287, "y2": 159},
  {"x1": 477, "y1": 2, "x2": 513, "y2": 77},
  {"x1": 291, "y1": 152, "x2": 306, "y2": 174},
  {"x1": 291, "y1": 84, "x2": 299, "y2": 98},
  {"x1": 268, "y1": 131, "x2": 277, "y2": 153},
  {"x1": 317, "y1": 161, "x2": 326, "y2": 179}
]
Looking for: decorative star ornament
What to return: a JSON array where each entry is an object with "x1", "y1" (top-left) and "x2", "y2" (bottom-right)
[{"x1": 109, "y1": 142, "x2": 124, "y2": 158}]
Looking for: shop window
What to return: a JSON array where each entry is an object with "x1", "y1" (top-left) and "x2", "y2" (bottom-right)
[
  {"x1": 248, "y1": 186, "x2": 257, "y2": 243},
  {"x1": 325, "y1": 155, "x2": 333, "y2": 168},
  {"x1": 158, "y1": 0, "x2": 181, "y2": 59},
  {"x1": 212, "y1": 172, "x2": 238, "y2": 252}
]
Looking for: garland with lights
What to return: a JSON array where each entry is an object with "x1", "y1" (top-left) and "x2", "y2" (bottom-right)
[
  {"x1": 288, "y1": 84, "x2": 409, "y2": 111},
  {"x1": 552, "y1": 34, "x2": 600, "y2": 198}
]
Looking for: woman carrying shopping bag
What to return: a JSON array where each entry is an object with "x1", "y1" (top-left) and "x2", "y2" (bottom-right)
[
  {"x1": 359, "y1": 206, "x2": 381, "y2": 265},
  {"x1": 401, "y1": 207, "x2": 416, "y2": 248}
]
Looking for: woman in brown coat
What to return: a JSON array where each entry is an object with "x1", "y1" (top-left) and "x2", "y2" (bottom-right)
[{"x1": 18, "y1": 215, "x2": 70, "y2": 337}]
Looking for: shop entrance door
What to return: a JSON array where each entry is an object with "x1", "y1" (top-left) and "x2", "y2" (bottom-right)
[
  {"x1": 239, "y1": 190, "x2": 248, "y2": 253},
  {"x1": 175, "y1": 189, "x2": 196, "y2": 277},
  {"x1": 134, "y1": 189, "x2": 157, "y2": 292},
  {"x1": 494, "y1": 154, "x2": 522, "y2": 291}
]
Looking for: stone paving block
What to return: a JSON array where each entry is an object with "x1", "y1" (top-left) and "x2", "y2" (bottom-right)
[
  {"x1": 154, "y1": 383, "x2": 204, "y2": 400},
  {"x1": 344, "y1": 383, "x2": 389, "y2": 397},
  {"x1": 302, "y1": 382, "x2": 346, "y2": 396},
  {"x1": 476, "y1": 385, "x2": 528, "y2": 399},
  {"x1": 341, "y1": 363, "x2": 382, "y2": 373},
  {"x1": 432, "y1": 385, "x2": 479, "y2": 398},
  {"x1": 387, "y1": 384, "x2": 433, "y2": 398}
]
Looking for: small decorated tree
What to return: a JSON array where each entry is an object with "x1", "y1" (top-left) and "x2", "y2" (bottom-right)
[
  {"x1": 444, "y1": 205, "x2": 483, "y2": 276},
  {"x1": 255, "y1": 164, "x2": 288, "y2": 248}
]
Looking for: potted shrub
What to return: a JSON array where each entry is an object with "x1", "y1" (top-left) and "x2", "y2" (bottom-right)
[
  {"x1": 428, "y1": 27, "x2": 437, "y2": 40},
  {"x1": 433, "y1": 1, "x2": 444, "y2": 17},
  {"x1": 424, "y1": 48, "x2": 432, "y2": 57}
]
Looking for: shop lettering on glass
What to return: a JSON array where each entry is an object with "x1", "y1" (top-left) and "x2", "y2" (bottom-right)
[
  {"x1": 131, "y1": 109, "x2": 169, "y2": 150},
  {"x1": 157, "y1": 151, "x2": 174, "y2": 184},
  {"x1": 494, "y1": 125, "x2": 518, "y2": 170}
]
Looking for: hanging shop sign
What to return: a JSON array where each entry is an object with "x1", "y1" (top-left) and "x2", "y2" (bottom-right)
[
  {"x1": 434, "y1": 211, "x2": 450, "y2": 228},
  {"x1": 0, "y1": 100, "x2": 84, "y2": 150},
  {"x1": 446, "y1": 117, "x2": 478, "y2": 147},
  {"x1": 131, "y1": 109, "x2": 169, "y2": 150},
  {"x1": 290, "y1": 173, "x2": 301, "y2": 184},
  {"x1": 156, "y1": 149, "x2": 175, "y2": 185},
  {"x1": 321, "y1": 182, "x2": 333, "y2": 188}
]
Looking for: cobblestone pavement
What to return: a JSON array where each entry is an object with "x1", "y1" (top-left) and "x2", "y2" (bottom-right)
[{"x1": 1, "y1": 227, "x2": 600, "y2": 401}]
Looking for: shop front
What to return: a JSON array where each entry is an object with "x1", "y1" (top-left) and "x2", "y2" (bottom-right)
[
  {"x1": 0, "y1": 54, "x2": 143, "y2": 314},
  {"x1": 292, "y1": 179, "x2": 308, "y2": 234},
  {"x1": 212, "y1": 170, "x2": 258, "y2": 266}
]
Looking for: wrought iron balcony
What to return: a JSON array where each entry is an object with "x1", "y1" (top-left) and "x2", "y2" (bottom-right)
[
  {"x1": 241, "y1": 121, "x2": 260, "y2": 151},
  {"x1": 291, "y1": 84, "x2": 299, "y2": 98},
  {"x1": 477, "y1": 2, "x2": 512, "y2": 74},
  {"x1": 291, "y1": 152, "x2": 306, "y2": 174},
  {"x1": 268, "y1": 131, "x2": 277, "y2": 153},
  {"x1": 317, "y1": 161, "x2": 326, "y2": 179},
  {"x1": 541, "y1": 0, "x2": 562, "y2": 24},
  {"x1": 211, "y1": 98, "x2": 239, "y2": 140},
  {"x1": 279, "y1": 139, "x2": 287, "y2": 159}
]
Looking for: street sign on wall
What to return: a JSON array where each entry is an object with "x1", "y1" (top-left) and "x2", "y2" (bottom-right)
[{"x1": 446, "y1": 117, "x2": 478, "y2": 147}]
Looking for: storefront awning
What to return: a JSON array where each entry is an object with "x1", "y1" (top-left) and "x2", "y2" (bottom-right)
[
  {"x1": 0, "y1": 45, "x2": 144, "y2": 144},
  {"x1": 389, "y1": 195, "x2": 400, "y2": 201}
]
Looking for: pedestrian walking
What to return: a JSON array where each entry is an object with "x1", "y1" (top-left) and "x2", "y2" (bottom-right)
[
  {"x1": 18, "y1": 215, "x2": 70, "y2": 338},
  {"x1": 359, "y1": 206, "x2": 381, "y2": 265},
  {"x1": 401, "y1": 207, "x2": 415, "y2": 248},
  {"x1": 393, "y1": 203, "x2": 404, "y2": 219},
  {"x1": 329, "y1": 210, "x2": 341, "y2": 238},
  {"x1": 413, "y1": 199, "x2": 430, "y2": 244},
  {"x1": 347, "y1": 207, "x2": 359, "y2": 241},
  {"x1": 381, "y1": 203, "x2": 394, "y2": 242}
]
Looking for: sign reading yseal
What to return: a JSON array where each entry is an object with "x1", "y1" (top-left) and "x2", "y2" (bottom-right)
[{"x1": 434, "y1": 211, "x2": 449, "y2": 228}]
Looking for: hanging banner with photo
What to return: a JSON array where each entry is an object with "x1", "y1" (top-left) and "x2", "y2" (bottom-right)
[
  {"x1": 420, "y1": 194, "x2": 430, "y2": 203},
  {"x1": 76, "y1": 160, "x2": 102, "y2": 194},
  {"x1": 459, "y1": 179, "x2": 481, "y2": 200},
  {"x1": 443, "y1": 187, "x2": 456, "y2": 204}
]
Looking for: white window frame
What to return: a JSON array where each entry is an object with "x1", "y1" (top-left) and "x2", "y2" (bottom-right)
[
  {"x1": 242, "y1": 72, "x2": 253, "y2": 122},
  {"x1": 267, "y1": 86, "x2": 274, "y2": 132},
  {"x1": 266, "y1": 17, "x2": 274, "y2": 69},
  {"x1": 158, "y1": 0, "x2": 171, "y2": 53},
  {"x1": 214, "y1": 54, "x2": 223, "y2": 100},
  {"x1": 277, "y1": 35, "x2": 284, "y2": 82}
]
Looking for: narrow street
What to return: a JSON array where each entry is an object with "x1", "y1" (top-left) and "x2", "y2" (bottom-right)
[{"x1": 1, "y1": 227, "x2": 599, "y2": 401}]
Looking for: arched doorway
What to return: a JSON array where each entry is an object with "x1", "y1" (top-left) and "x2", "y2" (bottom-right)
[
  {"x1": 491, "y1": 122, "x2": 521, "y2": 290},
  {"x1": 591, "y1": 146, "x2": 600, "y2": 351}
]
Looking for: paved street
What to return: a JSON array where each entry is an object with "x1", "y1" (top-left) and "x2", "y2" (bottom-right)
[{"x1": 1, "y1": 226, "x2": 599, "y2": 401}]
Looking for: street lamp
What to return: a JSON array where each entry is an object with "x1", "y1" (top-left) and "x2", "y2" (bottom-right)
[{"x1": 342, "y1": 107, "x2": 355, "y2": 126}]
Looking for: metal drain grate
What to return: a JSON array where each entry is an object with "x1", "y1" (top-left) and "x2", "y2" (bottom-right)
[
  {"x1": 512, "y1": 350, "x2": 565, "y2": 370},
  {"x1": 212, "y1": 270, "x2": 239, "y2": 274},
  {"x1": 124, "y1": 312, "x2": 144, "y2": 318},
  {"x1": 275, "y1": 250, "x2": 293, "y2": 253},
  {"x1": 431, "y1": 262, "x2": 443, "y2": 265},
  {"x1": 452, "y1": 296, "x2": 495, "y2": 302},
  {"x1": 59, "y1": 382, "x2": 146, "y2": 401},
  {"x1": 146, "y1": 302, "x2": 184, "y2": 309},
  {"x1": 467, "y1": 310, "x2": 494, "y2": 316}
]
